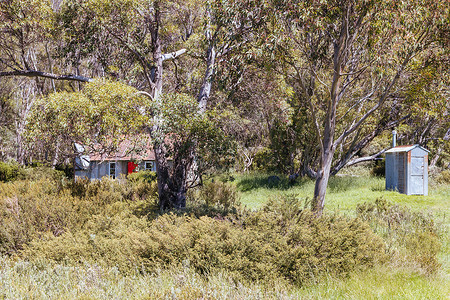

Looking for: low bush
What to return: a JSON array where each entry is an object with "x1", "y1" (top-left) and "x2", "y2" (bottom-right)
[
  {"x1": 3, "y1": 172, "x2": 437, "y2": 286},
  {"x1": 20, "y1": 194, "x2": 385, "y2": 285},
  {"x1": 0, "y1": 174, "x2": 157, "y2": 255},
  {"x1": 127, "y1": 170, "x2": 157, "y2": 184},
  {"x1": 371, "y1": 159, "x2": 385, "y2": 177},
  {"x1": 357, "y1": 198, "x2": 441, "y2": 274},
  {"x1": 0, "y1": 161, "x2": 22, "y2": 182},
  {"x1": 199, "y1": 181, "x2": 240, "y2": 209},
  {"x1": 20, "y1": 166, "x2": 66, "y2": 183},
  {"x1": 0, "y1": 178, "x2": 77, "y2": 254},
  {"x1": 435, "y1": 169, "x2": 450, "y2": 184}
]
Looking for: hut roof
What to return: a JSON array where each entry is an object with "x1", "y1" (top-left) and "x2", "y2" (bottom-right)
[
  {"x1": 89, "y1": 139, "x2": 155, "y2": 161},
  {"x1": 385, "y1": 144, "x2": 430, "y2": 153}
]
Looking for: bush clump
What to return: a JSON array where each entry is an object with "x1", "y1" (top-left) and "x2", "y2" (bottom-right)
[
  {"x1": 357, "y1": 198, "x2": 441, "y2": 274},
  {"x1": 435, "y1": 169, "x2": 450, "y2": 184},
  {"x1": 1, "y1": 172, "x2": 388, "y2": 285},
  {"x1": 0, "y1": 161, "x2": 22, "y2": 182},
  {"x1": 20, "y1": 193, "x2": 385, "y2": 285},
  {"x1": 199, "y1": 181, "x2": 240, "y2": 209},
  {"x1": 371, "y1": 159, "x2": 385, "y2": 177},
  {"x1": 0, "y1": 173, "x2": 157, "y2": 255},
  {"x1": 127, "y1": 170, "x2": 157, "y2": 184}
]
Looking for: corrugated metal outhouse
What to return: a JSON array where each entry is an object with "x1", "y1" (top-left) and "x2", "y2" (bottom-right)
[{"x1": 385, "y1": 145, "x2": 429, "y2": 195}]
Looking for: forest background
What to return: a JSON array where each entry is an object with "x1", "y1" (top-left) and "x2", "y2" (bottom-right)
[{"x1": 0, "y1": 0, "x2": 449, "y2": 298}]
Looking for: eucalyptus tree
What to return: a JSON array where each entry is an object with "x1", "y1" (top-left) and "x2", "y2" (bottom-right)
[
  {"x1": 266, "y1": 0, "x2": 448, "y2": 215},
  {"x1": 26, "y1": 79, "x2": 152, "y2": 165},
  {"x1": 0, "y1": 0, "x2": 262, "y2": 210}
]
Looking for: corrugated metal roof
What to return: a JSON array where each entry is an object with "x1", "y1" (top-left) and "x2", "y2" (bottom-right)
[
  {"x1": 89, "y1": 139, "x2": 155, "y2": 161},
  {"x1": 385, "y1": 144, "x2": 430, "y2": 153}
]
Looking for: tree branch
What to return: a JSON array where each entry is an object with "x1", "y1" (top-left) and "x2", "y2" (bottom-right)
[
  {"x1": 334, "y1": 49, "x2": 414, "y2": 148},
  {"x1": 161, "y1": 49, "x2": 187, "y2": 61},
  {"x1": 0, "y1": 70, "x2": 92, "y2": 82},
  {"x1": 135, "y1": 90, "x2": 154, "y2": 100},
  {"x1": 344, "y1": 148, "x2": 387, "y2": 167},
  {"x1": 105, "y1": 27, "x2": 155, "y2": 89}
]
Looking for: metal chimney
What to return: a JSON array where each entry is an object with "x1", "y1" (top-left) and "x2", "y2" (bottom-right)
[{"x1": 392, "y1": 130, "x2": 397, "y2": 147}]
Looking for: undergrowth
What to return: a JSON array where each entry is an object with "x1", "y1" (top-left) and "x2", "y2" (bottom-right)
[
  {"x1": 357, "y1": 198, "x2": 441, "y2": 274},
  {"x1": 0, "y1": 167, "x2": 387, "y2": 286},
  {"x1": 0, "y1": 167, "x2": 446, "y2": 296}
]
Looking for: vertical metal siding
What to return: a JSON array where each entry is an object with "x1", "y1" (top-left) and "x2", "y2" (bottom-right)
[
  {"x1": 385, "y1": 145, "x2": 429, "y2": 195},
  {"x1": 398, "y1": 153, "x2": 406, "y2": 193}
]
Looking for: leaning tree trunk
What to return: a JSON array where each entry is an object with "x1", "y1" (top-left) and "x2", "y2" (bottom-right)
[
  {"x1": 312, "y1": 118, "x2": 337, "y2": 216},
  {"x1": 312, "y1": 149, "x2": 334, "y2": 215}
]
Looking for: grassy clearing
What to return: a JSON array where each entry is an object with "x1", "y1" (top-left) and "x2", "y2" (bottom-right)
[
  {"x1": 296, "y1": 266, "x2": 450, "y2": 299},
  {"x1": 0, "y1": 259, "x2": 448, "y2": 299},
  {"x1": 236, "y1": 172, "x2": 449, "y2": 214},
  {"x1": 234, "y1": 171, "x2": 449, "y2": 299}
]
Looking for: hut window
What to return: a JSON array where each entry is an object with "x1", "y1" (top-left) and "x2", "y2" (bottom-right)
[
  {"x1": 109, "y1": 162, "x2": 116, "y2": 179},
  {"x1": 145, "y1": 161, "x2": 153, "y2": 171}
]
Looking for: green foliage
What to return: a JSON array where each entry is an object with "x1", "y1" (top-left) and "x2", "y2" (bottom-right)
[
  {"x1": 0, "y1": 173, "x2": 157, "y2": 255},
  {"x1": 357, "y1": 198, "x2": 441, "y2": 274},
  {"x1": 252, "y1": 147, "x2": 275, "y2": 171},
  {"x1": 18, "y1": 191, "x2": 385, "y2": 285},
  {"x1": 1, "y1": 171, "x2": 447, "y2": 291},
  {"x1": 20, "y1": 166, "x2": 66, "y2": 183},
  {"x1": 26, "y1": 79, "x2": 151, "y2": 164},
  {"x1": 0, "y1": 171, "x2": 385, "y2": 284},
  {"x1": 249, "y1": 108, "x2": 311, "y2": 174},
  {"x1": 198, "y1": 181, "x2": 240, "y2": 209},
  {"x1": 0, "y1": 161, "x2": 22, "y2": 182},
  {"x1": 436, "y1": 170, "x2": 450, "y2": 185},
  {"x1": 127, "y1": 170, "x2": 157, "y2": 184},
  {"x1": 154, "y1": 93, "x2": 236, "y2": 173}
]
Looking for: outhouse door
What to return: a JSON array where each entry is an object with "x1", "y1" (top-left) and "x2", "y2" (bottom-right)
[{"x1": 410, "y1": 156, "x2": 425, "y2": 194}]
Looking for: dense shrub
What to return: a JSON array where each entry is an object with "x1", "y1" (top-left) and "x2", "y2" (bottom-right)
[
  {"x1": 435, "y1": 169, "x2": 450, "y2": 184},
  {"x1": 0, "y1": 161, "x2": 22, "y2": 182},
  {"x1": 0, "y1": 178, "x2": 76, "y2": 254},
  {"x1": 0, "y1": 174, "x2": 157, "y2": 255},
  {"x1": 252, "y1": 147, "x2": 275, "y2": 172},
  {"x1": 357, "y1": 198, "x2": 441, "y2": 273},
  {"x1": 371, "y1": 159, "x2": 385, "y2": 177},
  {"x1": 199, "y1": 181, "x2": 240, "y2": 209},
  {"x1": 127, "y1": 170, "x2": 157, "y2": 184},
  {"x1": 6, "y1": 172, "x2": 435, "y2": 285},
  {"x1": 19, "y1": 193, "x2": 385, "y2": 285}
]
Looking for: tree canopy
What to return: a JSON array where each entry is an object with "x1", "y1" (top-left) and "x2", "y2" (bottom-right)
[{"x1": 0, "y1": 0, "x2": 448, "y2": 213}]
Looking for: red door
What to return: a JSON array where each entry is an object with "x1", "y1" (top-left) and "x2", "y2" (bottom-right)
[{"x1": 127, "y1": 161, "x2": 138, "y2": 174}]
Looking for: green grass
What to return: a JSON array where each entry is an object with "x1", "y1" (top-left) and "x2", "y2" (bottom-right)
[
  {"x1": 296, "y1": 267, "x2": 450, "y2": 299},
  {"x1": 234, "y1": 172, "x2": 449, "y2": 299},
  {"x1": 236, "y1": 172, "x2": 449, "y2": 215},
  {"x1": 0, "y1": 258, "x2": 448, "y2": 299}
]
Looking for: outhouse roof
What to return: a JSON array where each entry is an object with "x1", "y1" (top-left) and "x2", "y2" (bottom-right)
[{"x1": 385, "y1": 144, "x2": 430, "y2": 153}]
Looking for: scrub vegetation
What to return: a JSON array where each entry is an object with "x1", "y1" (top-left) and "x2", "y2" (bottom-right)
[
  {"x1": 0, "y1": 165, "x2": 448, "y2": 299},
  {"x1": 0, "y1": 0, "x2": 448, "y2": 298}
]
